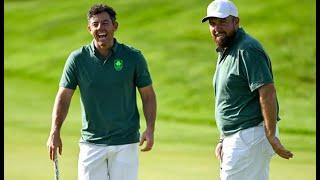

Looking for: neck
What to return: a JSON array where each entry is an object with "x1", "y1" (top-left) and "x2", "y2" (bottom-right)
[{"x1": 94, "y1": 39, "x2": 114, "y2": 57}]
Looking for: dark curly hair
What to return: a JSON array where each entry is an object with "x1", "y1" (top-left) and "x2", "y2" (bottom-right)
[{"x1": 87, "y1": 4, "x2": 116, "y2": 22}]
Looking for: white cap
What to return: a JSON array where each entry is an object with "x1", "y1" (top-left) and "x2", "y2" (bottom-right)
[{"x1": 202, "y1": 0, "x2": 238, "y2": 22}]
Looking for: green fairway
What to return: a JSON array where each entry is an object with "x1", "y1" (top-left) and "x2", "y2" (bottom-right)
[{"x1": 5, "y1": 0, "x2": 315, "y2": 179}]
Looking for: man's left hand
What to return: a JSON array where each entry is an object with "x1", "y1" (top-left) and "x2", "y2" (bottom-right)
[
  {"x1": 139, "y1": 129, "x2": 154, "y2": 152},
  {"x1": 269, "y1": 136, "x2": 294, "y2": 159}
]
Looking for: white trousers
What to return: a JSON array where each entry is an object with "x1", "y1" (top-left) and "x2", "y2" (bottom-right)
[
  {"x1": 78, "y1": 142, "x2": 139, "y2": 180},
  {"x1": 220, "y1": 123, "x2": 278, "y2": 180}
]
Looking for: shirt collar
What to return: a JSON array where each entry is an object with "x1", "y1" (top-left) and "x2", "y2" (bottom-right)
[{"x1": 90, "y1": 38, "x2": 119, "y2": 56}]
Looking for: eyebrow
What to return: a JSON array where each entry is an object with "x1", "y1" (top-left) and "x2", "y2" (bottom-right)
[{"x1": 90, "y1": 19, "x2": 110, "y2": 23}]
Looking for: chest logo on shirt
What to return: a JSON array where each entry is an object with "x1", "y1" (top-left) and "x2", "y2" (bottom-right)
[{"x1": 114, "y1": 59, "x2": 123, "y2": 71}]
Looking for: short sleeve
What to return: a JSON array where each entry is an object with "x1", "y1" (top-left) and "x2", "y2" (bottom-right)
[
  {"x1": 134, "y1": 52, "x2": 152, "y2": 88},
  {"x1": 240, "y1": 47, "x2": 273, "y2": 92},
  {"x1": 59, "y1": 53, "x2": 78, "y2": 89}
]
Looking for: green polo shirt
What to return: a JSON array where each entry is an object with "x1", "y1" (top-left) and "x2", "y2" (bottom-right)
[
  {"x1": 213, "y1": 28, "x2": 280, "y2": 136},
  {"x1": 59, "y1": 39, "x2": 152, "y2": 145}
]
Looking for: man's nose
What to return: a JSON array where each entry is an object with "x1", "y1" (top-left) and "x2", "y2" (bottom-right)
[
  {"x1": 212, "y1": 24, "x2": 222, "y2": 32},
  {"x1": 97, "y1": 23, "x2": 103, "y2": 29}
]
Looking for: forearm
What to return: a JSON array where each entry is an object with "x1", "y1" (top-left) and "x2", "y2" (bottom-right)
[
  {"x1": 50, "y1": 88, "x2": 74, "y2": 134},
  {"x1": 259, "y1": 84, "x2": 277, "y2": 140},
  {"x1": 51, "y1": 99, "x2": 69, "y2": 133},
  {"x1": 138, "y1": 85, "x2": 157, "y2": 133},
  {"x1": 142, "y1": 96, "x2": 157, "y2": 132}
]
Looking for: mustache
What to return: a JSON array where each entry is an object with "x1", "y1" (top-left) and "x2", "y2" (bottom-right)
[
  {"x1": 214, "y1": 32, "x2": 226, "y2": 36},
  {"x1": 213, "y1": 32, "x2": 236, "y2": 48}
]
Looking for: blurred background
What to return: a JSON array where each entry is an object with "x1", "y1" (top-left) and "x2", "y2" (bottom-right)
[{"x1": 4, "y1": 0, "x2": 315, "y2": 179}]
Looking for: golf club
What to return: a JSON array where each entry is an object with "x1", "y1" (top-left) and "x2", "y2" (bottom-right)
[{"x1": 53, "y1": 152, "x2": 60, "y2": 180}]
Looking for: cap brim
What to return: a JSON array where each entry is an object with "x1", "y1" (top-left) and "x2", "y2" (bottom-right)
[
  {"x1": 201, "y1": 13, "x2": 230, "y2": 23},
  {"x1": 201, "y1": 17, "x2": 210, "y2": 23}
]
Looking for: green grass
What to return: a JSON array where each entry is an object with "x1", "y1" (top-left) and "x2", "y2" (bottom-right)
[{"x1": 4, "y1": 0, "x2": 316, "y2": 179}]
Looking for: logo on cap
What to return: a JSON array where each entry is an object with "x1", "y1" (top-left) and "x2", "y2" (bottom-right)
[{"x1": 114, "y1": 59, "x2": 123, "y2": 71}]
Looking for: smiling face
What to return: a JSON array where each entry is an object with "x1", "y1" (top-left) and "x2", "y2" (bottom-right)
[
  {"x1": 208, "y1": 16, "x2": 239, "y2": 48},
  {"x1": 88, "y1": 12, "x2": 118, "y2": 50}
]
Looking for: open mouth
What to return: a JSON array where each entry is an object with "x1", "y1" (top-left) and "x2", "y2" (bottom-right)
[{"x1": 97, "y1": 33, "x2": 107, "y2": 39}]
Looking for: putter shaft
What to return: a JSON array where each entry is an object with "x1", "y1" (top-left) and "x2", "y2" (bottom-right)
[{"x1": 54, "y1": 154, "x2": 60, "y2": 180}]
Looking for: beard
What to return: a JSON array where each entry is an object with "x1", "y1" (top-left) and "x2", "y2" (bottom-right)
[{"x1": 214, "y1": 30, "x2": 236, "y2": 48}]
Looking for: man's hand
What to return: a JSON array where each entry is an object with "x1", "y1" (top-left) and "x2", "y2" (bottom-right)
[
  {"x1": 215, "y1": 142, "x2": 223, "y2": 161},
  {"x1": 139, "y1": 129, "x2": 154, "y2": 152},
  {"x1": 268, "y1": 136, "x2": 293, "y2": 159},
  {"x1": 47, "y1": 131, "x2": 62, "y2": 161}
]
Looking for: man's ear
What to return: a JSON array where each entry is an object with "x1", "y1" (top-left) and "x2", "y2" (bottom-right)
[
  {"x1": 87, "y1": 24, "x2": 91, "y2": 33},
  {"x1": 113, "y1": 21, "x2": 119, "y2": 31},
  {"x1": 234, "y1": 17, "x2": 240, "y2": 26}
]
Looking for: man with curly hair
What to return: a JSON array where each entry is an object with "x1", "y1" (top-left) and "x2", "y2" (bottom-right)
[{"x1": 47, "y1": 4, "x2": 157, "y2": 180}]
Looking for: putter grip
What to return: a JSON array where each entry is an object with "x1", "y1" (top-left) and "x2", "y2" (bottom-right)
[{"x1": 54, "y1": 154, "x2": 60, "y2": 180}]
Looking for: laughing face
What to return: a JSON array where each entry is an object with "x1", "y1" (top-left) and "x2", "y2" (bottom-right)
[
  {"x1": 88, "y1": 12, "x2": 118, "y2": 50},
  {"x1": 208, "y1": 16, "x2": 239, "y2": 48}
]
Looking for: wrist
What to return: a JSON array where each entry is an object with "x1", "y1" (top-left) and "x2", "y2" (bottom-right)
[
  {"x1": 50, "y1": 129, "x2": 61, "y2": 135},
  {"x1": 146, "y1": 126, "x2": 155, "y2": 133},
  {"x1": 266, "y1": 134, "x2": 276, "y2": 141}
]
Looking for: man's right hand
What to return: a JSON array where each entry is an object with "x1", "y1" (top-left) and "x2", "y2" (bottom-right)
[
  {"x1": 215, "y1": 142, "x2": 223, "y2": 161},
  {"x1": 46, "y1": 131, "x2": 62, "y2": 161}
]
